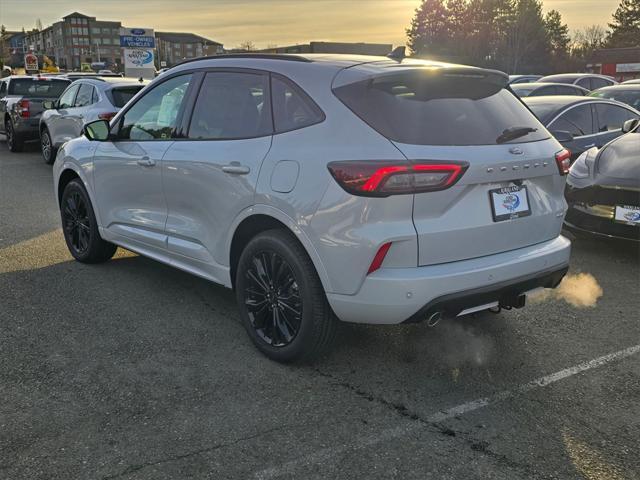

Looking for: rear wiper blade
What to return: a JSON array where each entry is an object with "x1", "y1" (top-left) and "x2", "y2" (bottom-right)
[{"x1": 496, "y1": 126, "x2": 537, "y2": 144}]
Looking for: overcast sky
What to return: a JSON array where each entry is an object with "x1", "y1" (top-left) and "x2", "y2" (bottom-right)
[{"x1": 0, "y1": 0, "x2": 621, "y2": 49}]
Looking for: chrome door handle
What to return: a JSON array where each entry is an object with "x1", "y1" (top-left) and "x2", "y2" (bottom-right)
[
  {"x1": 222, "y1": 163, "x2": 250, "y2": 175},
  {"x1": 136, "y1": 157, "x2": 155, "y2": 167}
]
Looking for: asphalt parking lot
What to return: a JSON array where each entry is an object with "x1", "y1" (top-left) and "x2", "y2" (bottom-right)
[{"x1": 1, "y1": 142, "x2": 639, "y2": 480}]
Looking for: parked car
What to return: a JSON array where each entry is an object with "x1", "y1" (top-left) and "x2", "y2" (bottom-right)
[
  {"x1": 508, "y1": 74, "x2": 542, "y2": 84},
  {"x1": 511, "y1": 82, "x2": 589, "y2": 98},
  {"x1": 565, "y1": 118, "x2": 639, "y2": 241},
  {"x1": 39, "y1": 78, "x2": 148, "y2": 163},
  {"x1": 588, "y1": 84, "x2": 640, "y2": 110},
  {"x1": 621, "y1": 79, "x2": 640, "y2": 85},
  {"x1": 62, "y1": 72, "x2": 125, "y2": 81},
  {"x1": 53, "y1": 54, "x2": 572, "y2": 362},
  {"x1": 0, "y1": 75, "x2": 71, "y2": 152},
  {"x1": 523, "y1": 96, "x2": 640, "y2": 161},
  {"x1": 537, "y1": 73, "x2": 616, "y2": 91}
]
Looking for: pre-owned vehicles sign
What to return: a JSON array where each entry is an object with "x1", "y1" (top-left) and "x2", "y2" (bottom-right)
[{"x1": 120, "y1": 27, "x2": 155, "y2": 48}]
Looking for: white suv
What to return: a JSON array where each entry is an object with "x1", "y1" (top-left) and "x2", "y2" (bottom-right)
[{"x1": 53, "y1": 54, "x2": 571, "y2": 362}]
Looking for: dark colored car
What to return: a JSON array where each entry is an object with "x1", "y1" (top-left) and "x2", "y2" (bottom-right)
[
  {"x1": 508, "y1": 74, "x2": 542, "y2": 84},
  {"x1": 0, "y1": 75, "x2": 72, "y2": 152},
  {"x1": 523, "y1": 96, "x2": 640, "y2": 161},
  {"x1": 589, "y1": 84, "x2": 640, "y2": 110},
  {"x1": 538, "y1": 74, "x2": 616, "y2": 91},
  {"x1": 565, "y1": 119, "x2": 640, "y2": 241},
  {"x1": 511, "y1": 82, "x2": 589, "y2": 98}
]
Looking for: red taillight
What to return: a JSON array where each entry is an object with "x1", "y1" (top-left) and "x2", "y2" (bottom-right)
[
  {"x1": 17, "y1": 99, "x2": 30, "y2": 118},
  {"x1": 327, "y1": 161, "x2": 468, "y2": 197},
  {"x1": 367, "y1": 242, "x2": 392, "y2": 275},
  {"x1": 98, "y1": 112, "x2": 118, "y2": 121},
  {"x1": 555, "y1": 149, "x2": 571, "y2": 175}
]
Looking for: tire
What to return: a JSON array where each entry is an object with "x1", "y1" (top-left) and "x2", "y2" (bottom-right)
[
  {"x1": 60, "y1": 179, "x2": 117, "y2": 263},
  {"x1": 5, "y1": 119, "x2": 24, "y2": 152},
  {"x1": 235, "y1": 229, "x2": 337, "y2": 363},
  {"x1": 41, "y1": 127, "x2": 57, "y2": 164}
]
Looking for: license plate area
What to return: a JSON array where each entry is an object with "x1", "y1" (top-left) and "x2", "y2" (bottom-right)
[
  {"x1": 490, "y1": 185, "x2": 531, "y2": 222},
  {"x1": 614, "y1": 205, "x2": 640, "y2": 225}
]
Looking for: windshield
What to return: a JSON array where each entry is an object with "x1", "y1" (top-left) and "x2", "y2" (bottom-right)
[
  {"x1": 8, "y1": 78, "x2": 70, "y2": 98},
  {"x1": 333, "y1": 70, "x2": 548, "y2": 145}
]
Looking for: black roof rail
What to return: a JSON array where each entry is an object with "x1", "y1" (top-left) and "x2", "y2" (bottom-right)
[{"x1": 175, "y1": 53, "x2": 312, "y2": 67}]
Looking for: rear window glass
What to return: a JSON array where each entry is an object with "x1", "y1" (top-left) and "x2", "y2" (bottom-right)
[
  {"x1": 109, "y1": 86, "x2": 144, "y2": 108},
  {"x1": 590, "y1": 89, "x2": 640, "y2": 110},
  {"x1": 8, "y1": 78, "x2": 70, "y2": 98},
  {"x1": 333, "y1": 71, "x2": 548, "y2": 145}
]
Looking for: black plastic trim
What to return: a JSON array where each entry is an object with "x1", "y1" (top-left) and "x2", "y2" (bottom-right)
[{"x1": 403, "y1": 265, "x2": 569, "y2": 323}]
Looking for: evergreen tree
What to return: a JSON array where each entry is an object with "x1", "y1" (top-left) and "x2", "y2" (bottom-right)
[
  {"x1": 406, "y1": 0, "x2": 450, "y2": 57},
  {"x1": 545, "y1": 9, "x2": 571, "y2": 71},
  {"x1": 606, "y1": 0, "x2": 640, "y2": 47}
]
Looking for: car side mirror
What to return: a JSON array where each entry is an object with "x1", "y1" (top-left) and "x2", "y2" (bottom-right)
[
  {"x1": 622, "y1": 118, "x2": 639, "y2": 133},
  {"x1": 551, "y1": 130, "x2": 574, "y2": 143},
  {"x1": 84, "y1": 119, "x2": 110, "y2": 141},
  {"x1": 43, "y1": 100, "x2": 55, "y2": 110}
]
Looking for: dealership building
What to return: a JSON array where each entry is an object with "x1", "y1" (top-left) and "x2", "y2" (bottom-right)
[{"x1": 589, "y1": 47, "x2": 640, "y2": 82}]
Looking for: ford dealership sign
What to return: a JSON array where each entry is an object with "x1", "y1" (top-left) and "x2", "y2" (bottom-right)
[{"x1": 120, "y1": 27, "x2": 155, "y2": 48}]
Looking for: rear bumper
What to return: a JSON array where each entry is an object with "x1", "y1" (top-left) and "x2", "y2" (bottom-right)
[{"x1": 326, "y1": 235, "x2": 571, "y2": 324}]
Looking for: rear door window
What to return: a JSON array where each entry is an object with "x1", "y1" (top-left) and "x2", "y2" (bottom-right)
[
  {"x1": 333, "y1": 70, "x2": 548, "y2": 145},
  {"x1": 591, "y1": 78, "x2": 611, "y2": 90},
  {"x1": 549, "y1": 104, "x2": 594, "y2": 137},
  {"x1": 188, "y1": 71, "x2": 272, "y2": 140},
  {"x1": 594, "y1": 103, "x2": 638, "y2": 132},
  {"x1": 74, "y1": 83, "x2": 94, "y2": 107},
  {"x1": 271, "y1": 75, "x2": 324, "y2": 133},
  {"x1": 57, "y1": 84, "x2": 80, "y2": 109},
  {"x1": 576, "y1": 78, "x2": 592, "y2": 89}
]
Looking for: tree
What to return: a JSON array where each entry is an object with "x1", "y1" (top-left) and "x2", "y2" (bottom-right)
[
  {"x1": 406, "y1": 0, "x2": 450, "y2": 57},
  {"x1": 238, "y1": 40, "x2": 255, "y2": 51},
  {"x1": 606, "y1": 0, "x2": 640, "y2": 47},
  {"x1": 501, "y1": 0, "x2": 551, "y2": 73},
  {"x1": 545, "y1": 9, "x2": 570, "y2": 71},
  {"x1": 35, "y1": 18, "x2": 43, "y2": 32}
]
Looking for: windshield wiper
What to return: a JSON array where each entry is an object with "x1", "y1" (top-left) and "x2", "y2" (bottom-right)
[{"x1": 496, "y1": 126, "x2": 537, "y2": 144}]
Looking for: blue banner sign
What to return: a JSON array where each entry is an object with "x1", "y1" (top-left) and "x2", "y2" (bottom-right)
[{"x1": 120, "y1": 27, "x2": 156, "y2": 48}]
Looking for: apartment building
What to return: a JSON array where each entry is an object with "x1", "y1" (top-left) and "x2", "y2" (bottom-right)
[
  {"x1": 155, "y1": 32, "x2": 223, "y2": 67},
  {"x1": 24, "y1": 12, "x2": 123, "y2": 70}
]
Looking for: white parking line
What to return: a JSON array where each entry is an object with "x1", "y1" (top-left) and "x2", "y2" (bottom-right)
[{"x1": 253, "y1": 344, "x2": 640, "y2": 479}]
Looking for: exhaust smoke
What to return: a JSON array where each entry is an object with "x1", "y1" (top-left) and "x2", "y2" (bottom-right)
[{"x1": 529, "y1": 273, "x2": 603, "y2": 308}]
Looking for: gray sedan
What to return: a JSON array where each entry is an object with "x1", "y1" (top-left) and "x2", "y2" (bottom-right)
[{"x1": 39, "y1": 78, "x2": 147, "y2": 163}]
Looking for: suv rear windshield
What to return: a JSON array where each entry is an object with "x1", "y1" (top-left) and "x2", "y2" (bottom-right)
[
  {"x1": 333, "y1": 70, "x2": 548, "y2": 145},
  {"x1": 108, "y1": 86, "x2": 145, "y2": 108},
  {"x1": 8, "y1": 78, "x2": 70, "y2": 98}
]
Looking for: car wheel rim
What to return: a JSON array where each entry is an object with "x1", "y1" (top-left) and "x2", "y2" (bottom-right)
[
  {"x1": 42, "y1": 132, "x2": 51, "y2": 160},
  {"x1": 244, "y1": 250, "x2": 302, "y2": 347},
  {"x1": 6, "y1": 123, "x2": 13, "y2": 149},
  {"x1": 63, "y1": 191, "x2": 91, "y2": 254}
]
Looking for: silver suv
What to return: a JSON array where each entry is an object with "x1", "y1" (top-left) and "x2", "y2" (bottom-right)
[
  {"x1": 40, "y1": 78, "x2": 147, "y2": 164},
  {"x1": 53, "y1": 54, "x2": 571, "y2": 362}
]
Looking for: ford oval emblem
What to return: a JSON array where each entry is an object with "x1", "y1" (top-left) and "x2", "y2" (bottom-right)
[
  {"x1": 509, "y1": 147, "x2": 523, "y2": 155},
  {"x1": 131, "y1": 29, "x2": 146, "y2": 35}
]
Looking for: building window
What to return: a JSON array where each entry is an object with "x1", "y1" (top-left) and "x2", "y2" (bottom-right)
[
  {"x1": 72, "y1": 38, "x2": 78, "y2": 45},
  {"x1": 83, "y1": 27, "x2": 88, "y2": 35},
  {"x1": 91, "y1": 27, "x2": 100, "y2": 34}
]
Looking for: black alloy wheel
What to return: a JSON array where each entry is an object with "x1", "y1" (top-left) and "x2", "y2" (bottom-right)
[
  {"x1": 60, "y1": 179, "x2": 117, "y2": 263},
  {"x1": 236, "y1": 229, "x2": 337, "y2": 363},
  {"x1": 63, "y1": 189, "x2": 91, "y2": 255},
  {"x1": 244, "y1": 250, "x2": 302, "y2": 347}
]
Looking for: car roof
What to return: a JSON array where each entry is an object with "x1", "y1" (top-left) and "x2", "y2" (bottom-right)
[
  {"x1": 539, "y1": 73, "x2": 610, "y2": 80},
  {"x1": 511, "y1": 82, "x2": 586, "y2": 89},
  {"x1": 592, "y1": 84, "x2": 640, "y2": 92},
  {"x1": 72, "y1": 77, "x2": 148, "y2": 86}
]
